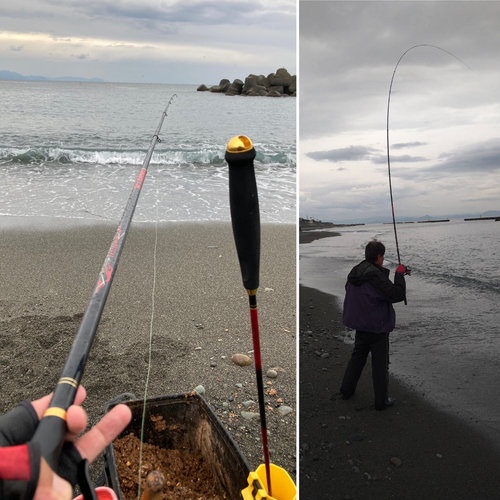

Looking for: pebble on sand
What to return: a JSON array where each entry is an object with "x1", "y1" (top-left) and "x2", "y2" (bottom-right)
[
  {"x1": 389, "y1": 457, "x2": 402, "y2": 467},
  {"x1": 194, "y1": 385, "x2": 206, "y2": 395},
  {"x1": 266, "y1": 369, "x2": 278, "y2": 378},
  {"x1": 231, "y1": 354, "x2": 253, "y2": 366},
  {"x1": 277, "y1": 406, "x2": 293, "y2": 416},
  {"x1": 241, "y1": 411, "x2": 261, "y2": 421}
]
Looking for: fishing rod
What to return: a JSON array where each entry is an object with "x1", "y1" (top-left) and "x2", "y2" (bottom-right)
[
  {"x1": 225, "y1": 136, "x2": 272, "y2": 497},
  {"x1": 31, "y1": 95, "x2": 176, "y2": 493},
  {"x1": 386, "y1": 44, "x2": 471, "y2": 301}
]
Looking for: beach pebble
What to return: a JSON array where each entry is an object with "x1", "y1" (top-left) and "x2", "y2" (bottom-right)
[
  {"x1": 210, "y1": 362, "x2": 217, "y2": 367},
  {"x1": 195, "y1": 347, "x2": 202, "y2": 350},
  {"x1": 266, "y1": 369, "x2": 278, "y2": 378},
  {"x1": 389, "y1": 457, "x2": 402, "y2": 467},
  {"x1": 348, "y1": 433, "x2": 363, "y2": 442},
  {"x1": 222, "y1": 402, "x2": 228, "y2": 409},
  {"x1": 321, "y1": 353, "x2": 330, "y2": 359},
  {"x1": 235, "y1": 383, "x2": 243, "y2": 389},
  {"x1": 231, "y1": 354, "x2": 252, "y2": 366},
  {"x1": 436, "y1": 454, "x2": 443, "y2": 459},
  {"x1": 301, "y1": 443, "x2": 309, "y2": 452},
  {"x1": 194, "y1": 385, "x2": 205, "y2": 395},
  {"x1": 242, "y1": 400, "x2": 255, "y2": 408},
  {"x1": 241, "y1": 411, "x2": 260, "y2": 421},
  {"x1": 277, "y1": 406, "x2": 293, "y2": 416},
  {"x1": 352, "y1": 466, "x2": 360, "y2": 473}
]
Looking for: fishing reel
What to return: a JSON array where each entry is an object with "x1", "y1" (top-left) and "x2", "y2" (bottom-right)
[{"x1": 404, "y1": 265, "x2": 412, "y2": 276}]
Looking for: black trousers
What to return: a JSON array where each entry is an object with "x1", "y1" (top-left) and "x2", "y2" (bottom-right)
[{"x1": 340, "y1": 330, "x2": 390, "y2": 407}]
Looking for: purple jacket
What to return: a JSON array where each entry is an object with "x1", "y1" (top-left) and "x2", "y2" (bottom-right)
[{"x1": 342, "y1": 260, "x2": 406, "y2": 333}]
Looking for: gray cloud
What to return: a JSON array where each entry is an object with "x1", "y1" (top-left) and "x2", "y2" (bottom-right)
[
  {"x1": 390, "y1": 139, "x2": 500, "y2": 181},
  {"x1": 9, "y1": 45, "x2": 24, "y2": 51},
  {"x1": 371, "y1": 154, "x2": 428, "y2": 164},
  {"x1": 392, "y1": 141, "x2": 428, "y2": 149},
  {"x1": 72, "y1": 53, "x2": 89, "y2": 59},
  {"x1": 306, "y1": 145, "x2": 380, "y2": 162}
]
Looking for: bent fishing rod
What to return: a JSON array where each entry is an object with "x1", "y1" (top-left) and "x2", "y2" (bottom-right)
[
  {"x1": 225, "y1": 136, "x2": 272, "y2": 497},
  {"x1": 386, "y1": 44, "x2": 471, "y2": 302},
  {"x1": 31, "y1": 96, "x2": 176, "y2": 476}
]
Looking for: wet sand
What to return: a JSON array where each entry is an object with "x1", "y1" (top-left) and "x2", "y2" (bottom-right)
[
  {"x1": 0, "y1": 218, "x2": 296, "y2": 481},
  {"x1": 299, "y1": 284, "x2": 500, "y2": 500}
]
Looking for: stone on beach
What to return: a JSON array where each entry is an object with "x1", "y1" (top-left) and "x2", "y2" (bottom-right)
[
  {"x1": 231, "y1": 353, "x2": 253, "y2": 366},
  {"x1": 278, "y1": 406, "x2": 293, "y2": 416},
  {"x1": 194, "y1": 385, "x2": 205, "y2": 395}
]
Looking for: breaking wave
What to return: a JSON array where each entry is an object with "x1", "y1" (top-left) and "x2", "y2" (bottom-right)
[{"x1": 0, "y1": 145, "x2": 295, "y2": 167}]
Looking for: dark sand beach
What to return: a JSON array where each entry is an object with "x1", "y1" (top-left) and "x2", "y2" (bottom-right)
[
  {"x1": 0, "y1": 219, "x2": 296, "y2": 483},
  {"x1": 300, "y1": 230, "x2": 340, "y2": 244},
  {"x1": 299, "y1": 233, "x2": 500, "y2": 500}
]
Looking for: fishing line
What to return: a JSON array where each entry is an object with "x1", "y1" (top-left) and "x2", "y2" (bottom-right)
[
  {"x1": 386, "y1": 44, "x2": 472, "y2": 268},
  {"x1": 137, "y1": 188, "x2": 160, "y2": 500}
]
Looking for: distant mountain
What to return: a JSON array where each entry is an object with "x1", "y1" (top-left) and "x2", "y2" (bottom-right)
[{"x1": 0, "y1": 70, "x2": 104, "y2": 83}]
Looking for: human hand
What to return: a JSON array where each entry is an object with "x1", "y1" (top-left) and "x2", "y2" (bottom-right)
[
  {"x1": 395, "y1": 264, "x2": 406, "y2": 274},
  {"x1": 0, "y1": 387, "x2": 132, "y2": 500},
  {"x1": 33, "y1": 387, "x2": 131, "y2": 500}
]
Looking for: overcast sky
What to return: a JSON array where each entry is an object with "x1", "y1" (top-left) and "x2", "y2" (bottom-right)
[
  {"x1": 0, "y1": 0, "x2": 296, "y2": 83},
  {"x1": 300, "y1": 1, "x2": 500, "y2": 223}
]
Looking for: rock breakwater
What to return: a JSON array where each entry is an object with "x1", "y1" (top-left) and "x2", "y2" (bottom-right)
[{"x1": 197, "y1": 68, "x2": 296, "y2": 97}]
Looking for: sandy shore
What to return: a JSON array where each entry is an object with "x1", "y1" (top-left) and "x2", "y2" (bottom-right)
[
  {"x1": 0, "y1": 219, "x2": 296, "y2": 482},
  {"x1": 299, "y1": 284, "x2": 500, "y2": 499},
  {"x1": 299, "y1": 230, "x2": 340, "y2": 244}
]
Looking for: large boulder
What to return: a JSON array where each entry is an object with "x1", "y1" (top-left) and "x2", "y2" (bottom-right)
[
  {"x1": 256, "y1": 75, "x2": 270, "y2": 88},
  {"x1": 225, "y1": 79, "x2": 244, "y2": 96},
  {"x1": 287, "y1": 75, "x2": 296, "y2": 95},
  {"x1": 209, "y1": 85, "x2": 222, "y2": 93},
  {"x1": 220, "y1": 81, "x2": 231, "y2": 93},
  {"x1": 219, "y1": 78, "x2": 230, "y2": 87},
  {"x1": 246, "y1": 84, "x2": 267, "y2": 95},
  {"x1": 269, "y1": 68, "x2": 293, "y2": 88},
  {"x1": 197, "y1": 84, "x2": 209, "y2": 91},
  {"x1": 267, "y1": 90, "x2": 282, "y2": 97},
  {"x1": 269, "y1": 85, "x2": 284, "y2": 94}
]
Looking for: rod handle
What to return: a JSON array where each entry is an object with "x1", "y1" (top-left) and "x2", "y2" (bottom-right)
[
  {"x1": 31, "y1": 414, "x2": 67, "y2": 471},
  {"x1": 225, "y1": 136, "x2": 260, "y2": 291}
]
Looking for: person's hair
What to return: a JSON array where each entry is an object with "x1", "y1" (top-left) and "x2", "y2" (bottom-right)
[{"x1": 365, "y1": 240, "x2": 385, "y2": 263}]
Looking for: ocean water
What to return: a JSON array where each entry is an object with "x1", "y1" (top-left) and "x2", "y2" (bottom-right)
[
  {"x1": 0, "y1": 81, "x2": 295, "y2": 224},
  {"x1": 300, "y1": 219, "x2": 500, "y2": 437}
]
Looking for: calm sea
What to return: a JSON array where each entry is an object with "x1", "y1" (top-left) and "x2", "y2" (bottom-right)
[
  {"x1": 0, "y1": 81, "x2": 295, "y2": 224},
  {"x1": 300, "y1": 219, "x2": 500, "y2": 437}
]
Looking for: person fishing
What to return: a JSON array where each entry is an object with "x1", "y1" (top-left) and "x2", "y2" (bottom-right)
[
  {"x1": 340, "y1": 240, "x2": 407, "y2": 411},
  {"x1": 0, "y1": 386, "x2": 131, "y2": 500}
]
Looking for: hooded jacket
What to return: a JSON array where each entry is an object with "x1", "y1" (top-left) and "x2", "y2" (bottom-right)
[{"x1": 342, "y1": 260, "x2": 406, "y2": 333}]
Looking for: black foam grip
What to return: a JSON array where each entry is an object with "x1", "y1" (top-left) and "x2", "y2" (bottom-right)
[
  {"x1": 31, "y1": 415, "x2": 67, "y2": 471},
  {"x1": 225, "y1": 147, "x2": 260, "y2": 290}
]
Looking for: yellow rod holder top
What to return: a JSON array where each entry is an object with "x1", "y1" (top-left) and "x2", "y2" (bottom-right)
[{"x1": 226, "y1": 135, "x2": 253, "y2": 153}]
